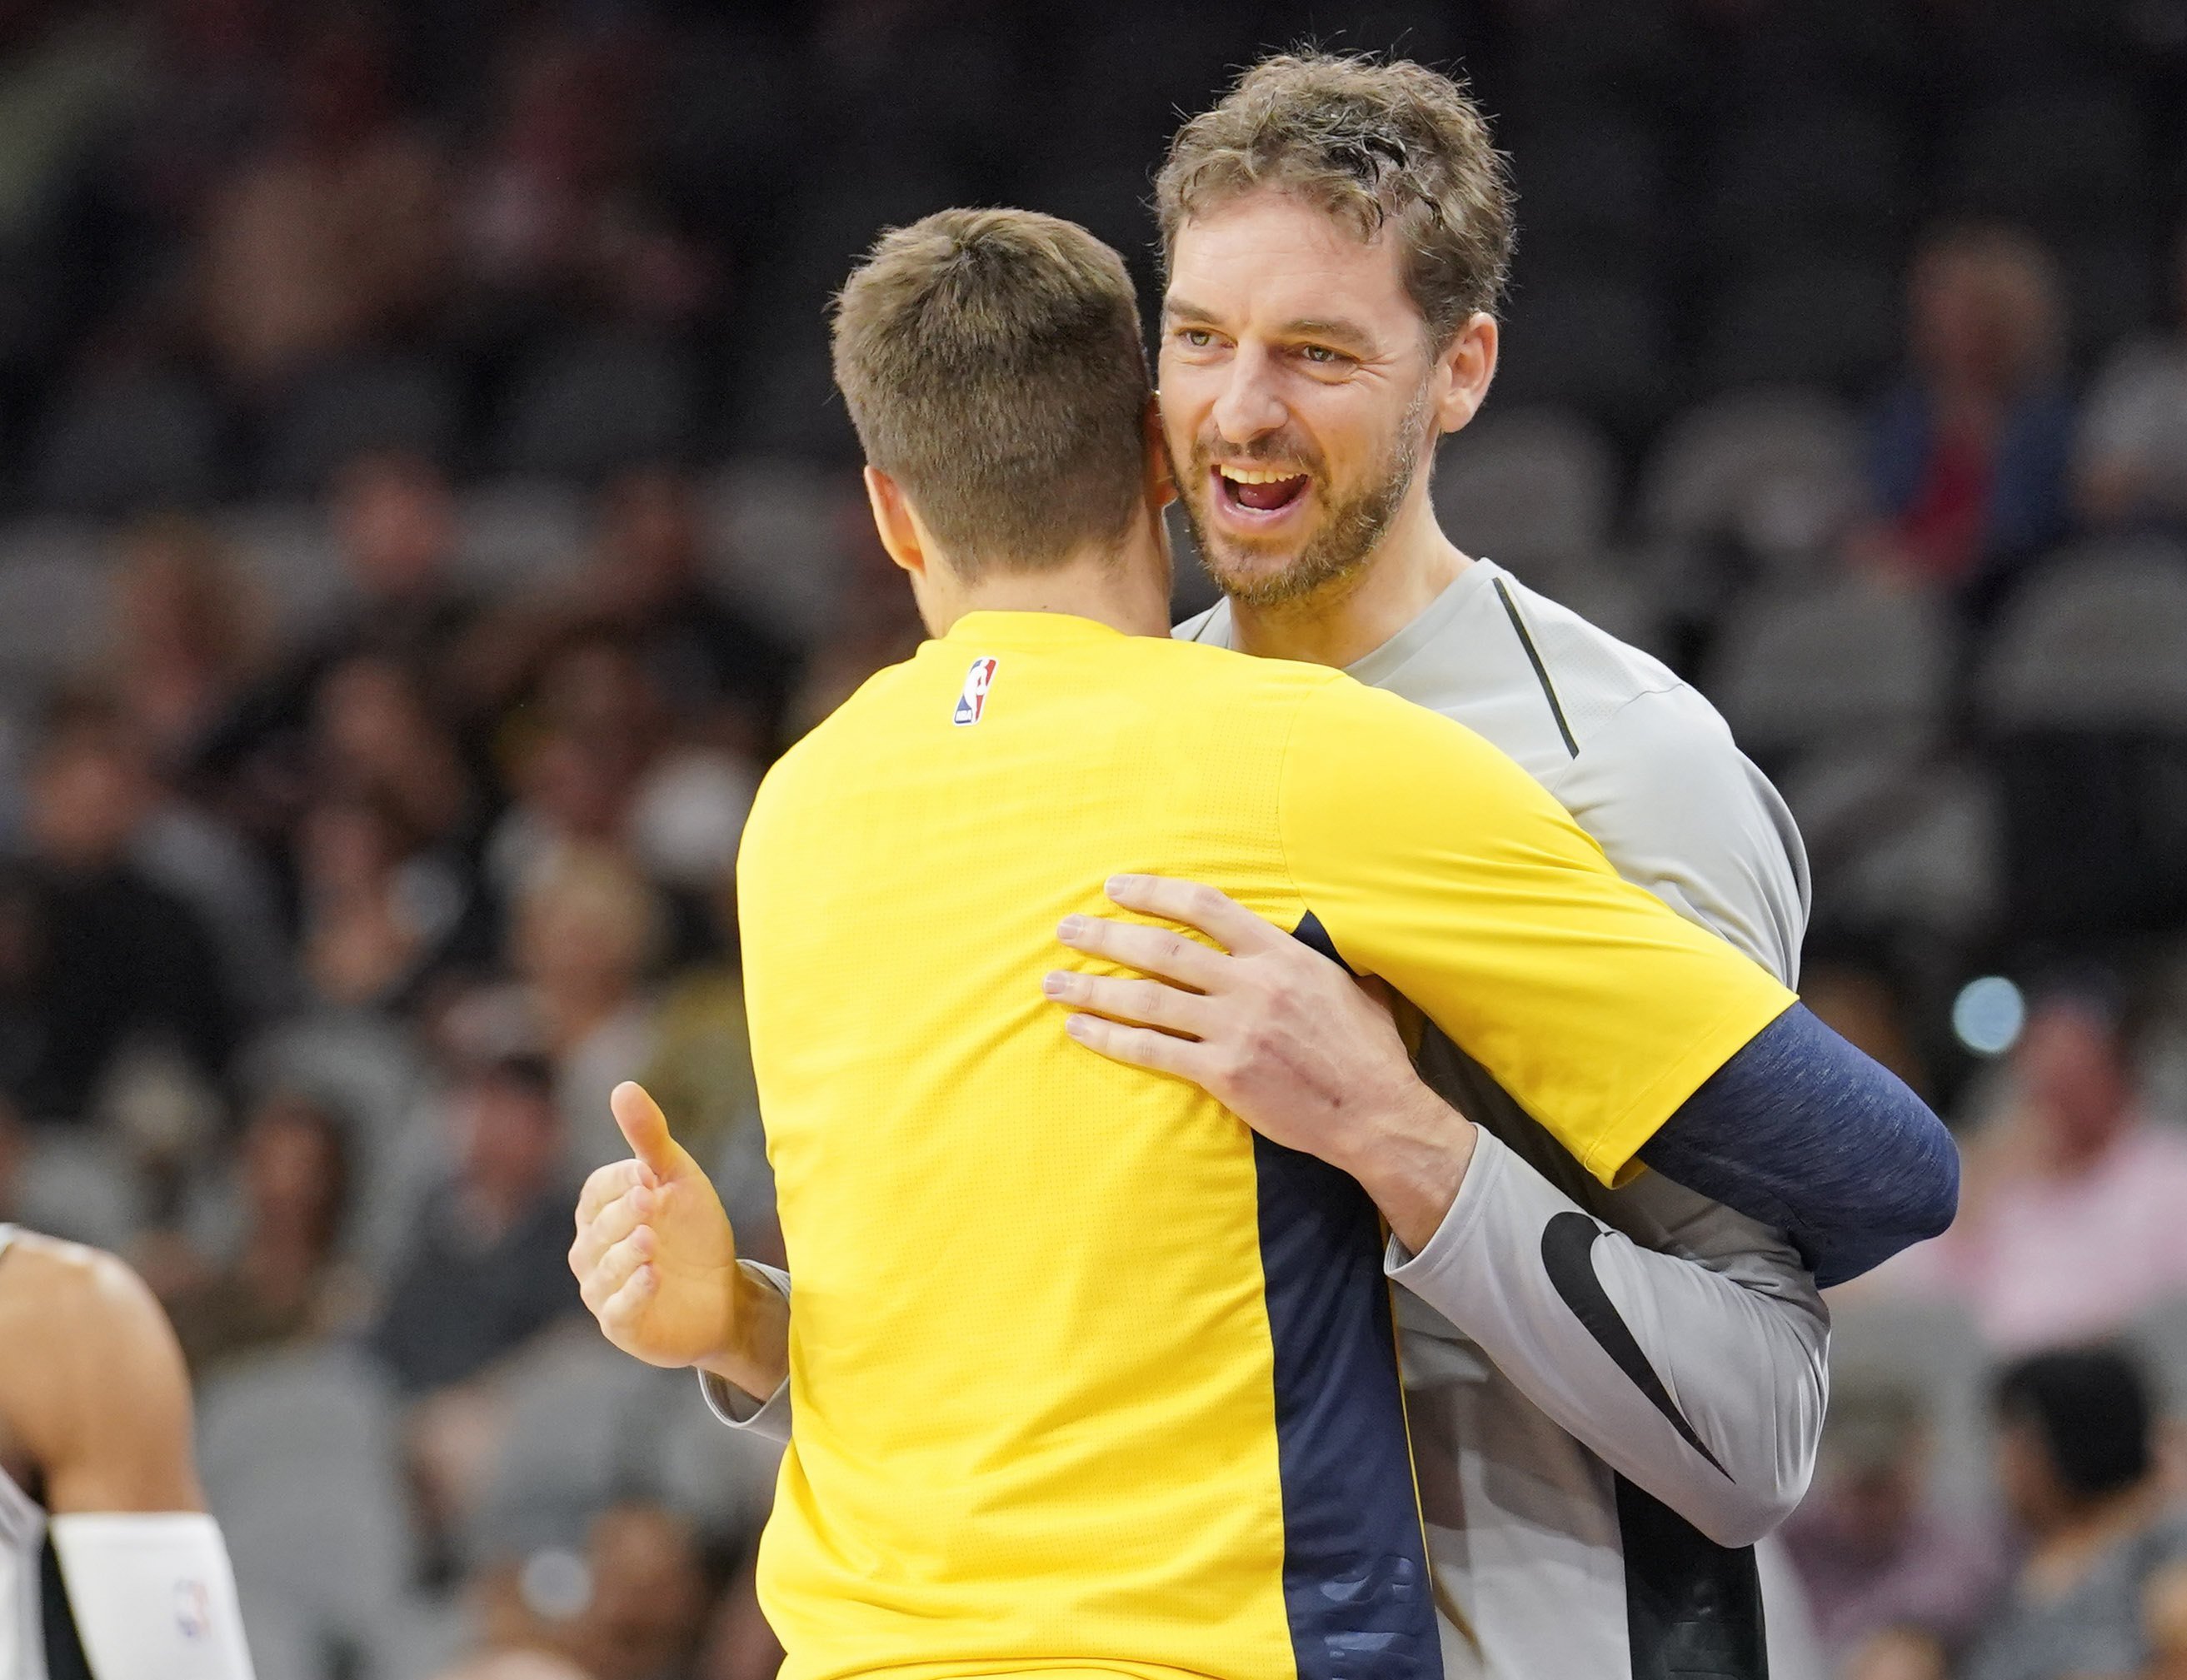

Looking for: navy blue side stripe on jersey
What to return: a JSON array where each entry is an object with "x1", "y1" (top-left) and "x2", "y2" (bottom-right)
[{"x1": 1252, "y1": 1130, "x2": 1439, "y2": 1680}]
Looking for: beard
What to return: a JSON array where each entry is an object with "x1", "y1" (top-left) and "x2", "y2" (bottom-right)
[{"x1": 1171, "y1": 381, "x2": 1433, "y2": 611}]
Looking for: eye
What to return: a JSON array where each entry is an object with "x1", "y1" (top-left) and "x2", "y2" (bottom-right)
[
  {"x1": 1299, "y1": 343, "x2": 1345, "y2": 365},
  {"x1": 1178, "y1": 327, "x2": 1217, "y2": 349}
]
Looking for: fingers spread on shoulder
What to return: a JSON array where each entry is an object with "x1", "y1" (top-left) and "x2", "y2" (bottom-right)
[
  {"x1": 1104, "y1": 875, "x2": 1285, "y2": 956},
  {"x1": 1055, "y1": 911, "x2": 1227, "y2": 989},
  {"x1": 1062, "y1": 1013, "x2": 1208, "y2": 1081},
  {"x1": 1045, "y1": 970, "x2": 1211, "y2": 1036}
]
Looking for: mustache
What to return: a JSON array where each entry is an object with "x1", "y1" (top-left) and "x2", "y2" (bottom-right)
[{"x1": 1185, "y1": 432, "x2": 1324, "y2": 476}]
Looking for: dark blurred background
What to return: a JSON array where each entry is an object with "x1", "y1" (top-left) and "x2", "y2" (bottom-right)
[{"x1": 4, "y1": 2, "x2": 2187, "y2": 1678}]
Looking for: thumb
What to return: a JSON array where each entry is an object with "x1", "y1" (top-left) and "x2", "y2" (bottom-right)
[{"x1": 611, "y1": 1081, "x2": 682, "y2": 1179}]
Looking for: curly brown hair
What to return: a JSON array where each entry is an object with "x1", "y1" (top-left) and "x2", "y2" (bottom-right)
[{"x1": 1156, "y1": 52, "x2": 1516, "y2": 346}]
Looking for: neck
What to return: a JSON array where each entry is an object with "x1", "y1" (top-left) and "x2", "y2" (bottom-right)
[
  {"x1": 928, "y1": 517, "x2": 1173, "y2": 639},
  {"x1": 1226, "y1": 484, "x2": 1470, "y2": 671}
]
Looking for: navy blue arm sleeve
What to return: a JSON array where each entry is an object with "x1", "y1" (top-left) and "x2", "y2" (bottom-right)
[{"x1": 1635, "y1": 1003, "x2": 1960, "y2": 1289}]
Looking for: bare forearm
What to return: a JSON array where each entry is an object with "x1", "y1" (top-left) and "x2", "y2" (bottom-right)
[
  {"x1": 695, "y1": 1263, "x2": 791, "y2": 1401},
  {"x1": 1335, "y1": 1083, "x2": 1479, "y2": 1256}
]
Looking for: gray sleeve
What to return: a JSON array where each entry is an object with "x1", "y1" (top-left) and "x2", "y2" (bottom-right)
[
  {"x1": 1553, "y1": 688, "x2": 1810, "y2": 988},
  {"x1": 1391, "y1": 1129, "x2": 1829, "y2": 1548},
  {"x1": 695, "y1": 1260, "x2": 793, "y2": 1446}
]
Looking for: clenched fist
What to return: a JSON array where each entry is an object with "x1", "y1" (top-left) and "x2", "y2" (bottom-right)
[{"x1": 571, "y1": 1082, "x2": 743, "y2": 1370}]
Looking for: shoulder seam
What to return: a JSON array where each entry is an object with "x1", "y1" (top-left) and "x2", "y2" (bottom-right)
[{"x1": 1492, "y1": 577, "x2": 1579, "y2": 760}]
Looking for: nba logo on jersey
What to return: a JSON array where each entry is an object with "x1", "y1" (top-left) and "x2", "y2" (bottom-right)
[
  {"x1": 173, "y1": 1577, "x2": 211, "y2": 1638},
  {"x1": 953, "y1": 656, "x2": 997, "y2": 726}
]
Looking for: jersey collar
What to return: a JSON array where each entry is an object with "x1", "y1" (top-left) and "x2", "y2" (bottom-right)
[{"x1": 941, "y1": 610, "x2": 1132, "y2": 649}]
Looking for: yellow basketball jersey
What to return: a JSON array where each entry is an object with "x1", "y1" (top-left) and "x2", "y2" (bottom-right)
[{"x1": 736, "y1": 611, "x2": 1795, "y2": 1680}]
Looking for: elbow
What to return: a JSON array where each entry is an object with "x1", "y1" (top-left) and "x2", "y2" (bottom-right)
[
  {"x1": 1695, "y1": 1476, "x2": 1810, "y2": 1550},
  {"x1": 1685, "y1": 1428, "x2": 1822, "y2": 1549},
  {"x1": 1823, "y1": 1104, "x2": 1960, "y2": 1286}
]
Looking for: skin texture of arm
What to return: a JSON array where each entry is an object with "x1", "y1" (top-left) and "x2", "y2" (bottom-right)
[{"x1": 0, "y1": 1231, "x2": 204, "y2": 1513}]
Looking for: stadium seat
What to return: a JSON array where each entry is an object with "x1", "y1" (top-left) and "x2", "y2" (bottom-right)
[
  {"x1": 1976, "y1": 541, "x2": 2187, "y2": 949},
  {"x1": 456, "y1": 480, "x2": 587, "y2": 596},
  {"x1": 704, "y1": 457, "x2": 852, "y2": 644},
  {"x1": 1976, "y1": 539, "x2": 2187, "y2": 732},
  {"x1": 2123, "y1": 1295, "x2": 2187, "y2": 1420},
  {"x1": 1704, "y1": 574, "x2": 1953, "y2": 762},
  {"x1": 1638, "y1": 387, "x2": 1870, "y2": 580},
  {"x1": 1825, "y1": 1294, "x2": 1999, "y2": 1520},
  {"x1": 1432, "y1": 406, "x2": 1620, "y2": 571},
  {"x1": 461, "y1": 1329, "x2": 672, "y2": 1569},
  {"x1": 32, "y1": 367, "x2": 222, "y2": 516},
  {"x1": 238, "y1": 1010, "x2": 442, "y2": 1284},
  {"x1": 197, "y1": 1344, "x2": 417, "y2": 1667},
  {"x1": 1781, "y1": 747, "x2": 2002, "y2": 944},
  {"x1": 497, "y1": 328, "x2": 699, "y2": 482},
  {"x1": 1702, "y1": 259, "x2": 1900, "y2": 395},
  {"x1": 216, "y1": 504, "x2": 348, "y2": 641},
  {"x1": 0, "y1": 530, "x2": 112, "y2": 688},
  {"x1": 463, "y1": 1324, "x2": 777, "y2": 1563},
  {"x1": 259, "y1": 354, "x2": 462, "y2": 499}
]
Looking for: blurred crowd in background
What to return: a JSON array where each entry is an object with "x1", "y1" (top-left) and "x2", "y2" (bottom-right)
[{"x1": 2, "y1": 1, "x2": 2187, "y2": 1678}]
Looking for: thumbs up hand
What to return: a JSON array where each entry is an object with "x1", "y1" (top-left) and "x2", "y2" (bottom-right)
[{"x1": 571, "y1": 1082, "x2": 743, "y2": 1370}]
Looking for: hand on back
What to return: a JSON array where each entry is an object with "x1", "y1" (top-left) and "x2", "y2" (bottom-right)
[{"x1": 570, "y1": 1083, "x2": 742, "y2": 1370}]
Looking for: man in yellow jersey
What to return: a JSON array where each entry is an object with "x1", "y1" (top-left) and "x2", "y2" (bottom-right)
[{"x1": 571, "y1": 208, "x2": 1944, "y2": 1680}]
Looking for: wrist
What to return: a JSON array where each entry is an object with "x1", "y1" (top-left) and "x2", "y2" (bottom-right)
[
  {"x1": 1345, "y1": 1083, "x2": 1477, "y2": 1258},
  {"x1": 695, "y1": 1262, "x2": 791, "y2": 1400}
]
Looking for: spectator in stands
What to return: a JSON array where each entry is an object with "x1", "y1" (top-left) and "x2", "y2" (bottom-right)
[
  {"x1": 164, "y1": 1089, "x2": 358, "y2": 1375},
  {"x1": 107, "y1": 516, "x2": 267, "y2": 774},
  {"x1": 296, "y1": 790, "x2": 469, "y2": 1011},
  {"x1": 194, "y1": 12, "x2": 449, "y2": 391},
  {"x1": 372, "y1": 1054, "x2": 581, "y2": 1395},
  {"x1": 468, "y1": 467, "x2": 794, "y2": 757},
  {"x1": 1960, "y1": 1348, "x2": 2187, "y2": 1680},
  {"x1": 313, "y1": 655, "x2": 476, "y2": 856},
  {"x1": 2078, "y1": 220, "x2": 2187, "y2": 531},
  {"x1": 1866, "y1": 224, "x2": 2075, "y2": 605},
  {"x1": 1782, "y1": 1380, "x2": 2003, "y2": 1670},
  {"x1": 324, "y1": 449, "x2": 477, "y2": 676},
  {"x1": 0, "y1": 693, "x2": 237, "y2": 1124},
  {"x1": 1874, "y1": 980, "x2": 2187, "y2": 1350},
  {"x1": 202, "y1": 450, "x2": 482, "y2": 835},
  {"x1": 447, "y1": 848, "x2": 664, "y2": 1175}
]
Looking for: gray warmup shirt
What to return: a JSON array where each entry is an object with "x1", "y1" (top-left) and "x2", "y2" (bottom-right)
[{"x1": 710, "y1": 559, "x2": 1829, "y2": 1680}]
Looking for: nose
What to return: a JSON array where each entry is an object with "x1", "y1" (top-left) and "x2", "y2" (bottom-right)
[{"x1": 1210, "y1": 344, "x2": 1288, "y2": 447}]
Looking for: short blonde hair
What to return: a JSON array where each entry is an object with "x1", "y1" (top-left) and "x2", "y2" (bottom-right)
[
  {"x1": 831, "y1": 208, "x2": 1151, "y2": 579},
  {"x1": 1156, "y1": 52, "x2": 1516, "y2": 345}
]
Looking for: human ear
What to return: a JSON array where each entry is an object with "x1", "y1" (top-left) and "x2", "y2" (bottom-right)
[
  {"x1": 1434, "y1": 313, "x2": 1499, "y2": 436},
  {"x1": 1143, "y1": 394, "x2": 1178, "y2": 511},
  {"x1": 862, "y1": 466, "x2": 927, "y2": 576}
]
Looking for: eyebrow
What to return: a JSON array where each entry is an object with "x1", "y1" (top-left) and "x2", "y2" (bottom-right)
[{"x1": 1162, "y1": 297, "x2": 1378, "y2": 355}]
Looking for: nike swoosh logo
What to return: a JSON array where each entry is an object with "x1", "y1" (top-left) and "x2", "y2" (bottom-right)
[{"x1": 1540, "y1": 1211, "x2": 1733, "y2": 1481}]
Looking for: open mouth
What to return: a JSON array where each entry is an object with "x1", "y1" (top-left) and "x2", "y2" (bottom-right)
[{"x1": 1214, "y1": 465, "x2": 1311, "y2": 516}]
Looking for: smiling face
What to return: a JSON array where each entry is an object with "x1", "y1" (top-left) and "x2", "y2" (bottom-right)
[{"x1": 1160, "y1": 189, "x2": 1451, "y2": 608}]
